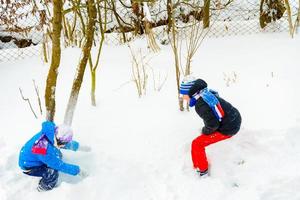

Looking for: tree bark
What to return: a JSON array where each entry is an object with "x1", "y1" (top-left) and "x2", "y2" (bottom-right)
[
  {"x1": 64, "y1": 0, "x2": 96, "y2": 126},
  {"x1": 294, "y1": 0, "x2": 300, "y2": 34},
  {"x1": 89, "y1": 0, "x2": 106, "y2": 106},
  {"x1": 91, "y1": 69, "x2": 97, "y2": 106},
  {"x1": 203, "y1": 0, "x2": 211, "y2": 28},
  {"x1": 131, "y1": 0, "x2": 144, "y2": 35},
  {"x1": 169, "y1": 2, "x2": 182, "y2": 111},
  {"x1": 167, "y1": 0, "x2": 172, "y2": 33},
  {"x1": 111, "y1": 0, "x2": 127, "y2": 42},
  {"x1": 284, "y1": 0, "x2": 294, "y2": 37},
  {"x1": 44, "y1": 0, "x2": 63, "y2": 121}
]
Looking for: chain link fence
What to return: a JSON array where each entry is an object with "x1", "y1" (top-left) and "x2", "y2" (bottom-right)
[
  {"x1": 0, "y1": 0, "x2": 299, "y2": 62},
  {"x1": 0, "y1": 0, "x2": 46, "y2": 62},
  {"x1": 206, "y1": 0, "x2": 298, "y2": 36}
]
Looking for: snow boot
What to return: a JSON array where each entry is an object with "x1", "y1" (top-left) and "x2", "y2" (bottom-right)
[{"x1": 196, "y1": 169, "x2": 209, "y2": 178}]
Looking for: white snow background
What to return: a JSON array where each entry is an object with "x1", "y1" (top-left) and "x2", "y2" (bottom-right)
[{"x1": 0, "y1": 33, "x2": 300, "y2": 200}]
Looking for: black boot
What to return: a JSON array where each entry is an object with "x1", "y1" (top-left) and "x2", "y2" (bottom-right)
[{"x1": 196, "y1": 169, "x2": 209, "y2": 177}]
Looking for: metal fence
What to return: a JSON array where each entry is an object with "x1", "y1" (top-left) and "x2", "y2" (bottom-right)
[
  {"x1": 0, "y1": 0, "x2": 299, "y2": 62},
  {"x1": 0, "y1": 0, "x2": 45, "y2": 62},
  {"x1": 206, "y1": 0, "x2": 297, "y2": 37}
]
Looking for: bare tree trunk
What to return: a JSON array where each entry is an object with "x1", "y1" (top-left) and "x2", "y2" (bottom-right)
[
  {"x1": 44, "y1": 0, "x2": 63, "y2": 121},
  {"x1": 64, "y1": 0, "x2": 96, "y2": 126},
  {"x1": 42, "y1": 35, "x2": 49, "y2": 63},
  {"x1": 70, "y1": 0, "x2": 86, "y2": 38},
  {"x1": 203, "y1": 0, "x2": 210, "y2": 28},
  {"x1": 168, "y1": 2, "x2": 183, "y2": 111},
  {"x1": 259, "y1": 0, "x2": 286, "y2": 29},
  {"x1": 89, "y1": 0, "x2": 107, "y2": 106},
  {"x1": 131, "y1": 0, "x2": 144, "y2": 35},
  {"x1": 284, "y1": 0, "x2": 294, "y2": 37},
  {"x1": 90, "y1": 69, "x2": 97, "y2": 106},
  {"x1": 110, "y1": 0, "x2": 127, "y2": 42},
  {"x1": 167, "y1": 0, "x2": 172, "y2": 33},
  {"x1": 293, "y1": 0, "x2": 300, "y2": 35}
]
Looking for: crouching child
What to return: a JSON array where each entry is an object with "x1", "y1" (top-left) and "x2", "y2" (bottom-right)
[
  {"x1": 18, "y1": 121, "x2": 88, "y2": 191},
  {"x1": 180, "y1": 77, "x2": 242, "y2": 177}
]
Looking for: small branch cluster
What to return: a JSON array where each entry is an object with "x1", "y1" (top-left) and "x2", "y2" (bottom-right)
[
  {"x1": 129, "y1": 45, "x2": 150, "y2": 97},
  {"x1": 19, "y1": 80, "x2": 43, "y2": 119},
  {"x1": 223, "y1": 71, "x2": 238, "y2": 87},
  {"x1": 151, "y1": 68, "x2": 168, "y2": 92},
  {"x1": 0, "y1": 1, "x2": 49, "y2": 39}
]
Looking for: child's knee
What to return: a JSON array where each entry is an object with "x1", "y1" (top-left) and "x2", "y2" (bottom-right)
[
  {"x1": 38, "y1": 168, "x2": 59, "y2": 191},
  {"x1": 192, "y1": 137, "x2": 205, "y2": 149},
  {"x1": 41, "y1": 168, "x2": 58, "y2": 179}
]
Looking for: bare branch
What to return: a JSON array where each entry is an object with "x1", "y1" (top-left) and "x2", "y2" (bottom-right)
[
  {"x1": 33, "y1": 80, "x2": 43, "y2": 116},
  {"x1": 19, "y1": 88, "x2": 38, "y2": 119}
]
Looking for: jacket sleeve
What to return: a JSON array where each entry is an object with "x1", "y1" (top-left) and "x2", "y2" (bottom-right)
[
  {"x1": 38, "y1": 145, "x2": 80, "y2": 176},
  {"x1": 196, "y1": 104, "x2": 220, "y2": 135},
  {"x1": 63, "y1": 140, "x2": 79, "y2": 151}
]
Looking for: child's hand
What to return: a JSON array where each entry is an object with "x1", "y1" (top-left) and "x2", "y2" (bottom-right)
[
  {"x1": 78, "y1": 145, "x2": 92, "y2": 152},
  {"x1": 78, "y1": 169, "x2": 89, "y2": 178}
]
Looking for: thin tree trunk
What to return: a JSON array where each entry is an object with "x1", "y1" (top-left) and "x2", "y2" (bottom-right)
[
  {"x1": 64, "y1": 0, "x2": 96, "y2": 126},
  {"x1": 44, "y1": 0, "x2": 63, "y2": 121},
  {"x1": 167, "y1": 0, "x2": 172, "y2": 33},
  {"x1": 71, "y1": 0, "x2": 86, "y2": 36},
  {"x1": 91, "y1": 69, "x2": 96, "y2": 106},
  {"x1": 169, "y1": 2, "x2": 182, "y2": 111},
  {"x1": 89, "y1": 0, "x2": 107, "y2": 106},
  {"x1": 42, "y1": 38, "x2": 48, "y2": 63},
  {"x1": 131, "y1": 0, "x2": 144, "y2": 35},
  {"x1": 111, "y1": 0, "x2": 127, "y2": 42},
  {"x1": 293, "y1": 0, "x2": 300, "y2": 35},
  {"x1": 203, "y1": 0, "x2": 210, "y2": 28},
  {"x1": 284, "y1": 0, "x2": 294, "y2": 37}
]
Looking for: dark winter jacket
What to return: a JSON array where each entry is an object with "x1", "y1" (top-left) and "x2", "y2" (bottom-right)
[
  {"x1": 195, "y1": 96, "x2": 241, "y2": 136},
  {"x1": 189, "y1": 79, "x2": 241, "y2": 136}
]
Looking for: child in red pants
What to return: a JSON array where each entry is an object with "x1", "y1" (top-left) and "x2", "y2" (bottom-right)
[{"x1": 180, "y1": 78, "x2": 242, "y2": 176}]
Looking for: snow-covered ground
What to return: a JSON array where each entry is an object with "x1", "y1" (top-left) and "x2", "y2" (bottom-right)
[{"x1": 0, "y1": 33, "x2": 300, "y2": 200}]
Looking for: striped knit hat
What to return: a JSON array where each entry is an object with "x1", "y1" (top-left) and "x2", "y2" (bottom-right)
[{"x1": 179, "y1": 76, "x2": 196, "y2": 95}]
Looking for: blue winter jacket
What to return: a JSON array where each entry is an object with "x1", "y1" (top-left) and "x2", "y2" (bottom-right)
[{"x1": 18, "y1": 121, "x2": 80, "y2": 176}]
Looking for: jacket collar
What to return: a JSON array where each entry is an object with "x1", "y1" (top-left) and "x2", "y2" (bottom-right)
[{"x1": 41, "y1": 121, "x2": 56, "y2": 144}]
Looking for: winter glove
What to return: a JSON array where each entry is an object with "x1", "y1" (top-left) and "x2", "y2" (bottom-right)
[
  {"x1": 78, "y1": 168, "x2": 89, "y2": 178},
  {"x1": 63, "y1": 141, "x2": 79, "y2": 151},
  {"x1": 78, "y1": 145, "x2": 92, "y2": 152},
  {"x1": 189, "y1": 96, "x2": 198, "y2": 107}
]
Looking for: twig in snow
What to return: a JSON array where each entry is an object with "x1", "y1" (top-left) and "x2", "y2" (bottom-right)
[
  {"x1": 33, "y1": 80, "x2": 43, "y2": 115},
  {"x1": 19, "y1": 88, "x2": 38, "y2": 119}
]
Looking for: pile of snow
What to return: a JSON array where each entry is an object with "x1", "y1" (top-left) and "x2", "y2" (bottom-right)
[{"x1": 0, "y1": 33, "x2": 300, "y2": 200}]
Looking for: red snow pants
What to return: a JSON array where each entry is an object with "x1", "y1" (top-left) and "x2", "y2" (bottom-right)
[{"x1": 191, "y1": 131, "x2": 232, "y2": 172}]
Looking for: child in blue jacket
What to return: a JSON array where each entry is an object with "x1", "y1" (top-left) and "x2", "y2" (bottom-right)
[{"x1": 19, "y1": 121, "x2": 88, "y2": 191}]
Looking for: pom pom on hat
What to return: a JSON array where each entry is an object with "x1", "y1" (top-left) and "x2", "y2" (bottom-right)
[{"x1": 55, "y1": 124, "x2": 73, "y2": 144}]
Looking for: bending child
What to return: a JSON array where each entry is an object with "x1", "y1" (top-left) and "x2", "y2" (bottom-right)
[
  {"x1": 18, "y1": 121, "x2": 88, "y2": 191},
  {"x1": 180, "y1": 78, "x2": 242, "y2": 177}
]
